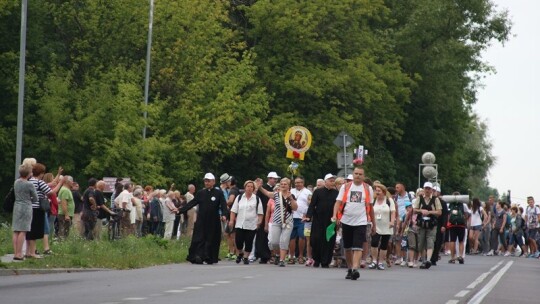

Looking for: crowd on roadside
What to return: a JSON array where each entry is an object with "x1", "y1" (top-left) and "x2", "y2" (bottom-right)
[{"x1": 7, "y1": 158, "x2": 540, "y2": 282}]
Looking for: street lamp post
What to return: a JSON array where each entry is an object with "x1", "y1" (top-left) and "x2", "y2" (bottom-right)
[
  {"x1": 142, "y1": 0, "x2": 154, "y2": 139},
  {"x1": 15, "y1": 0, "x2": 28, "y2": 178},
  {"x1": 418, "y1": 152, "x2": 439, "y2": 189}
]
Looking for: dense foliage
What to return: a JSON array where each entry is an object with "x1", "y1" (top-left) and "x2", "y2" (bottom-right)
[{"x1": 0, "y1": 0, "x2": 509, "y2": 199}]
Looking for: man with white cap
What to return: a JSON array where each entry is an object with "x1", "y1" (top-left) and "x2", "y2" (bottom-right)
[
  {"x1": 346, "y1": 174, "x2": 353, "y2": 182},
  {"x1": 413, "y1": 182, "x2": 442, "y2": 269},
  {"x1": 305, "y1": 173, "x2": 339, "y2": 267},
  {"x1": 179, "y1": 173, "x2": 228, "y2": 264},
  {"x1": 254, "y1": 171, "x2": 280, "y2": 263}
]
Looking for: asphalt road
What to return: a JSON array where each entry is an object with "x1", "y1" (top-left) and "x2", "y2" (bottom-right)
[{"x1": 0, "y1": 255, "x2": 538, "y2": 304}]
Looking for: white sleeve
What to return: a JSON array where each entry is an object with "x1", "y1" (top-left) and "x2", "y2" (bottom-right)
[
  {"x1": 231, "y1": 196, "x2": 240, "y2": 213},
  {"x1": 337, "y1": 185, "x2": 345, "y2": 202},
  {"x1": 463, "y1": 203, "x2": 471, "y2": 214},
  {"x1": 257, "y1": 198, "x2": 263, "y2": 215}
]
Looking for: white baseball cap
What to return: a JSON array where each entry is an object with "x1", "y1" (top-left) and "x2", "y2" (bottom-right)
[
  {"x1": 423, "y1": 182, "x2": 433, "y2": 189},
  {"x1": 434, "y1": 186, "x2": 441, "y2": 193},
  {"x1": 267, "y1": 171, "x2": 280, "y2": 179},
  {"x1": 203, "y1": 173, "x2": 215, "y2": 180},
  {"x1": 324, "y1": 173, "x2": 336, "y2": 181},
  {"x1": 346, "y1": 174, "x2": 353, "y2": 180}
]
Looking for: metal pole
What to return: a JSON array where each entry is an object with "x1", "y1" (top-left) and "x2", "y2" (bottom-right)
[
  {"x1": 142, "y1": 0, "x2": 154, "y2": 139},
  {"x1": 343, "y1": 134, "x2": 348, "y2": 177},
  {"x1": 15, "y1": 0, "x2": 28, "y2": 178}
]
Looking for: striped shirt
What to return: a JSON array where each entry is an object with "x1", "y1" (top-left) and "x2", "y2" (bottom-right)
[
  {"x1": 28, "y1": 177, "x2": 52, "y2": 209},
  {"x1": 272, "y1": 192, "x2": 294, "y2": 225}
]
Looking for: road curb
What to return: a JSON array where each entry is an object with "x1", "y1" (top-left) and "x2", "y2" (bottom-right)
[{"x1": 0, "y1": 268, "x2": 108, "y2": 276}]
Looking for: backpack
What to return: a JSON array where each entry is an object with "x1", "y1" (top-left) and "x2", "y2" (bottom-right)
[
  {"x1": 448, "y1": 202, "x2": 466, "y2": 226},
  {"x1": 519, "y1": 214, "x2": 526, "y2": 231},
  {"x1": 337, "y1": 182, "x2": 371, "y2": 220},
  {"x1": 416, "y1": 196, "x2": 438, "y2": 229},
  {"x1": 3, "y1": 187, "x2": 15, "y2": 213},
  {"x1": 236, "y1": 193, "x2": 261, "y2": 213}
]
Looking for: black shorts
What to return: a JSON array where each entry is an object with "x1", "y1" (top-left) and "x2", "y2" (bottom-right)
[
  {"x1": 371, "y1": 233, "x2": 391, "y2": 250},
  {"x1": 449, "y1": 227, "x2": 466, "y2": 242},
  {"x1": 342, "y1": 224, "x2": 366, "y2": 251}
]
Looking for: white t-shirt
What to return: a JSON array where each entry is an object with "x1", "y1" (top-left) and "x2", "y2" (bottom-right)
[
  {"x1": 337, "y1": 183, "x2": 373, "y2": 226},
  {"x1": 373, "y1": 197, "x2": 395, "y2": 235},
  {"x1": 470, "y1": 206, "x2": 484, "y2": 226},
  {"x1": 526, "y1": 206, "x2": 540, "y2": 229},
  {"x1": 231, "y1": 194, "x2": 263, "y2": 230},
  {"x1": 291, "y1": 187, "x2": 312, "y2": 219}
]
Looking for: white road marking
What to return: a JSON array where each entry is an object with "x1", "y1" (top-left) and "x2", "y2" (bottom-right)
[
  {"x1": 122, "y1": 298, "x2": 147, "y2": 301},
  {"x1": 468, "y1": 261, "x2": 513, "y2": 304},
  {"x1": 201, "y1": 283, "x2": 217, "y2": 286},
  {"x1": 215, "y1": 280, "x2": 231, "y2": 284},
  {"x1": 467, "y1": 272, "x2": 490, "y2": 289},
  {"x1": 99, "y1": 302, "x2": 122, "y2": 304},
  {"x1": 184, "y1": 286, "x2": 203, "y2": 290},
  {"x1": 243, "y1": 276, "x2": 254, "y2": 279},
  {"x1": 446, "y1": 300, "x2": 459, "y2": 304},
  {"x1": 149, "y1": 294, "x2": 163, "y2": 296},
  {"x1": 165, "y1": 290, "x2": 187, "y2": 293},
  {"x1": 489, "y1": 260, "x2": 504, "y2": 272},
  {"x1": 455, "y1": 290, "x2": 470, "y2": 297}
]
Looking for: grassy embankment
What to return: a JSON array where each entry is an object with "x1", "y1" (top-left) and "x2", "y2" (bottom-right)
[{"x1": 0, "y1": 220, "x2": 226, "y2": 270}]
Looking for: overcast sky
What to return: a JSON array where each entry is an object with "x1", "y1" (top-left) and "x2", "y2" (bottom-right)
[{"x1": 475, "y1": 0, "x2": 539, "y2": 205}]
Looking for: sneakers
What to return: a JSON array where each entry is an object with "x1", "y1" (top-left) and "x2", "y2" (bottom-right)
[
  {"x1": 503, "y1": 251, "x2": 510, "y2": 257},
  {"x1": 274, "y1": 255, "x2": 280, "y2": 265},
  {"x1": 226, "y1": 253, "x2": 237, "y2": 261},
  {"x1": 368, "y1": 262, "x2": 377, "y2": 269},
  {"x1": 346, "y1": 269, "x2": 352, "y2": 279},
  {"x1": 486, "y1": 250, "x2": 494, "y2": 256},
  {"x1": 395, "y1": 257, "x2": 403, "y2": 265},
  {"x1": 408, "y1": 261, "x2": 414, "y2": 268},
  {"x1": 377, "y1": 263, "x2": 385, "y2": 270},
  {"x1": 444, "y1": 250, "x2": 450, "y2": 256},
  {"x1": 305, "y1": 258, "x2": 314, "y2": 267},
  {"x1": 401, "y1": 260, "x2": 407, "y2": 267},
  {"x1": 457, "y1": 256, "x2": 464, "y2": 264},
  {"x1": 279, "y1": 260, "x2": 285, "y2": 267},
  {"x1": 351, "y1": 269, "x2": 360, "y2": 280},
  {"x1": 243, "y1": 257, "x2": 249, "y2": 265},
  {"x1": 448, "y1": 259, "x2": 456, "y2": 264}
]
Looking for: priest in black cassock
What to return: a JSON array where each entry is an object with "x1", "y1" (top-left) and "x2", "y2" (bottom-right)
[
  {"x1": 305, "y1": 174, "x2": 339, "y2": 268},
  {"x1": 179, "y1": 173, "x2": 228, "y2": 264}
]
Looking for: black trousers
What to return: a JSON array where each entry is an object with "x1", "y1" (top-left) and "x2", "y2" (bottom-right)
[
  {"x1": 235, "y1": 228, "x2": 257, "y2": 253},
  {"x1": 255, "y1": 228, "x2": 271, "y2": 261},
  {"x1": 431, "y1": 226, "x2": 444, "y2": 263}
]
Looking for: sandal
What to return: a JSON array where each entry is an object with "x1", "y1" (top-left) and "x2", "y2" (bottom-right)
[
  {"x1": 298, "y1": 257, "x2": 306, "y2": 264},
  {"x1": 448, "y1": 259, "x2": 456, "y2": 264}
]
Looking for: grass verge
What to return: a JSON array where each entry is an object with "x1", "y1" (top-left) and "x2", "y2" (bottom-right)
[{"x1": 0, "y1": 221, "x2": 213, "y2": 270}]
